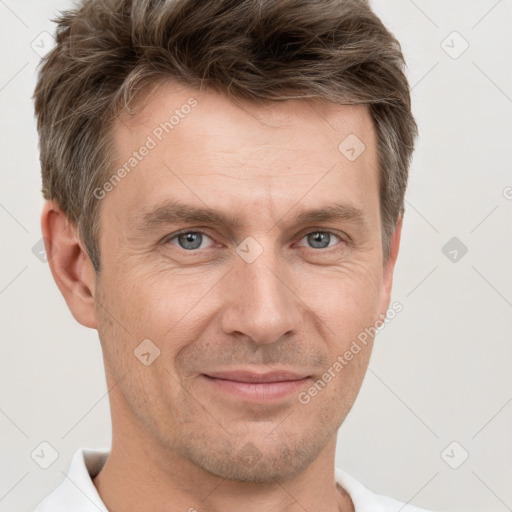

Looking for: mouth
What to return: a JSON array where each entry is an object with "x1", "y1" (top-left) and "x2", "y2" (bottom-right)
[{"x1": 201, "y1": 370, "x2": 311, "y2": 402}]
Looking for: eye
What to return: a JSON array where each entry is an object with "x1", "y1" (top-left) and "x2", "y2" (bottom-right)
[
  {"x1": 164, "y1": 229, "x2": 345, "y2": 253},
  {"x1": 166, "y1": 230, "x2": 214, "y2": 251},
  {"x1": 297, "y1": 231, "x2": 343, "y2": 250}
]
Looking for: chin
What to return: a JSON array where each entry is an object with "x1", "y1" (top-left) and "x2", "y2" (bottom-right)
[{"x1": 175, "y1": 427, "x2": 326, "y2": 483}]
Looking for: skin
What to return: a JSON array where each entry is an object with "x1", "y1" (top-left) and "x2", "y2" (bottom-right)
[{"x1": 41, "y1": 81, "x2": 402, "y2": 512}]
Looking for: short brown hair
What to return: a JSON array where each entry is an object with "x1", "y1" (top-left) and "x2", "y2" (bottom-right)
[{"x1": 34, "y1": 0, "x2": 417, "y2": 272}]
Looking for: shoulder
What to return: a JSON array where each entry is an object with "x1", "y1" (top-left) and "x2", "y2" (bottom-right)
[{"x1": 335, "y1": 468, "x2": 436, "y2": 512}]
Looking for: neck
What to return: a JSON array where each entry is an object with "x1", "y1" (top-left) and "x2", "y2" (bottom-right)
[{"x1": 92, "y1": 420, "x2": 354, "y2": 512}]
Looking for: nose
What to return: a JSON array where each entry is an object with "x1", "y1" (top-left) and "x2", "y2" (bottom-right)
[{"x1": 219, "y1": 241, "x2": 300, "y2": 345}]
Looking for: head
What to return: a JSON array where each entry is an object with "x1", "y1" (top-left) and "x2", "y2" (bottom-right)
[{"x1": 35, "y1": 0, "x2": 417, "y2": 482}]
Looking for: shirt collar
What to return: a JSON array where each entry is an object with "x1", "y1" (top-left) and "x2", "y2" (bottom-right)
[
  {"x1": 35, "y1": 447, "x2": 110, "y2": 512},
  {"x1": 35, "y1": 448, "x2": 425, "y2": 512}
]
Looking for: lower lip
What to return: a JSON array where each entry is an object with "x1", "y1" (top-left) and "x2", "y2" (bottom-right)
[{"x1": 202, "y1": 375, "x2": 310, "y2": 402}]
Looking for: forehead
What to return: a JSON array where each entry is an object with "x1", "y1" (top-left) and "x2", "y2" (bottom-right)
[
  {"x1": 106, "y1": 81, "x2": 379, "y2": 230},
  {"x1": 117, "y1": 81, "x2": 375, "y2": 151}
]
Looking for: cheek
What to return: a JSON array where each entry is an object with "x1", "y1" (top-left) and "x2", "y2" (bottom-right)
[
  {"x1": 129, "y1": 269, "x2": 222, "y2": 333},
  {"x1": 300, "y1": 261, "x2": 383, "y2": 334},
  {"x1": 102, "y1": 259, "x2": 197, "y2": 324},
  {"x1": 97, "y1": 266, "x2": 224, "y2": 377}
]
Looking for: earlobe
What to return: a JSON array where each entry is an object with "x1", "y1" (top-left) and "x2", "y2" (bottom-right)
[{"x1": 41, "y1": 200, "x2": 98, "y2": 329}]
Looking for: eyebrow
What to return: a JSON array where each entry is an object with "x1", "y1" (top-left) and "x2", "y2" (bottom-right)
[{"x1": 132, "y1": 199, "x2": 367, "y2": 234}]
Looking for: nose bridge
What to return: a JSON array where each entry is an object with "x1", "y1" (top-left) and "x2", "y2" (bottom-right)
[{"x1": 220, "y1": 235, "x2": 298, "y2": 344}]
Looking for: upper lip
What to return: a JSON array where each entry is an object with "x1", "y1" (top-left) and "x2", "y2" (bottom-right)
[{"x1": 203, "y1": 370, "x2": 310, "y2": 383}]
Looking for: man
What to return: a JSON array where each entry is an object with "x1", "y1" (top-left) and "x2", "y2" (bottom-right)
[{"x1": 33, "y1": 0, "x2": 428, "y2": 510}]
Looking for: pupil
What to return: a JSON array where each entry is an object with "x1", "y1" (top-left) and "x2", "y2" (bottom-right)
[
  {"x1": 180, "y1": 232, "x2": 201, "y2": 250},
  {"x1": 310, "y1": 232, "x2": 329, "y2": 248}
]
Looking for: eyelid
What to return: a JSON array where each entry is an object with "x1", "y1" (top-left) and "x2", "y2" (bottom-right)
[{"x1": 164, "y1": 228, "x2": 348, "y2": 251}]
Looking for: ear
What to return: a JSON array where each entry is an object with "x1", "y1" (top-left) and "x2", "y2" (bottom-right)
[
  {"x1": 378, "y1": 215, "x2": 403, "y2": 315},
  {"x1": 41, "y1": 200, "x2": 98, "y2": 329}
]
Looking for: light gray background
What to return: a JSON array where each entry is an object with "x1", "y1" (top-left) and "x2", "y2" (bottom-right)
[{"x1": 1, "y1": 1, "x2": 511, "y2": 511}]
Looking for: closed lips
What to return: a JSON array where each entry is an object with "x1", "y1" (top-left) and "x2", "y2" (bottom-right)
[{"x1": 203, "y1": 371, "x2": 310, "y2": 383}]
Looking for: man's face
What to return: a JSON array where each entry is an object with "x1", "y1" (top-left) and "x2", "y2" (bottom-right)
[{"x1": 93, "y1": 82, "x2": 396, "y2": 482}]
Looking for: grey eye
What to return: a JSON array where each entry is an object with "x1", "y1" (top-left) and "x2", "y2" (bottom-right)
[
  {"x1": 305, "y1": 231, "x2": 336, "y2": 249},
  {"x1": 175, "y1": 232, "x2": 207, "y2": 250}
]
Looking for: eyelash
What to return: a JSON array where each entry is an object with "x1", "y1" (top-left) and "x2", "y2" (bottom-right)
[{"x1": 164, "y1": 229, "x2": 347, "y2": 252}]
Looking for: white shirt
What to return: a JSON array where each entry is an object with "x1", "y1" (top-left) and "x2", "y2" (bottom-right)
[{"x1": 33, "y1": 448, "x2": 434, "y2": 512}]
